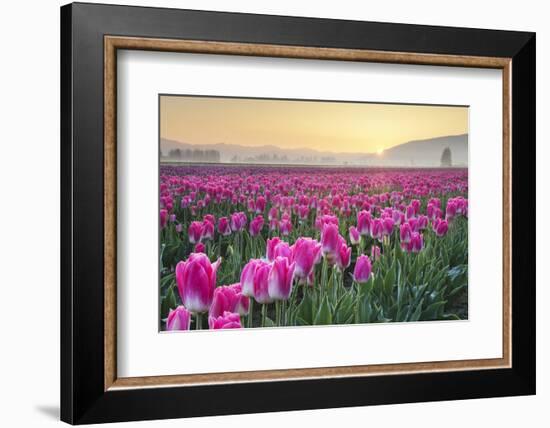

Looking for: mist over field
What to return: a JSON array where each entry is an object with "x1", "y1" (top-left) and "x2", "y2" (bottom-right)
[{"x1": 161, "y1": 133, "x2": 468, "y2": 167}]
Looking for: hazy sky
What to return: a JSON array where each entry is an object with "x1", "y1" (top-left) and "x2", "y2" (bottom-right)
[{"x1": 160, "y1": 95, "x2": 468, "y2": 154}]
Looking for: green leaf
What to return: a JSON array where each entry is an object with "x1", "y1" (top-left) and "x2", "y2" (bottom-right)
[
  {"x1": 297, "y1": 292, "x2": 314, "y2": 325},
  {"x1": 314, "y1": 296, "x2": 332, "y2": 325},
  {"x1": 160, "y1": 287, "x2": 177, "y2": 319},
  {"x1": 410, "y1": 298, "x2": 424, "y2": 322},
  {"x1": 264, "y1": 317, "x2": 276, "y2": 327},
  {"x1": 384, "y1": 266, "x2": 395, "y2": 297},
  {"x1": 422, "y1": 300, "x2": 447, "y2": 320},
  {"x1": 295, "y1": 317, "x2": 310, "y2": 326}
]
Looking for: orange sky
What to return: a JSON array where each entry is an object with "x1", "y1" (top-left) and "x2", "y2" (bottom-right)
[{"x1": 160, "y1": 95, "x2": 468, "y2": 154}]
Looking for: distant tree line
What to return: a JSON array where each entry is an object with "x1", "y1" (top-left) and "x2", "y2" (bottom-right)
[{"x1": 165, "y1": 148, "x2": 220, "y2": 163}]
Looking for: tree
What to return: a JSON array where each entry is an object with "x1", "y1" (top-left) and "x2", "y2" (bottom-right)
[{"x1": 440, "y1": 147, "x2": 452, "y2": 167}]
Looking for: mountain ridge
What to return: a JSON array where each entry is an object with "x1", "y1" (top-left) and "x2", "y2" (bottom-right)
[{"x1": 161, "y1": 133, "x2": 468, "y2": 167}]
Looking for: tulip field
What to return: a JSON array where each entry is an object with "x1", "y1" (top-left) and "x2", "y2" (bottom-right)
[{"x1": 159, "y1": 165, "x2": 468, "y2": 331}]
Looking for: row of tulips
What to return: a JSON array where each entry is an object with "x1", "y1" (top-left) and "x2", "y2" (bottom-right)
[{"x1": 160, "y1": 166, "x2": 468, "y2": 330}]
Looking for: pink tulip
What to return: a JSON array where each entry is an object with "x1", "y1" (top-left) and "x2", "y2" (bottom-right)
[
  {"x1": 357, "y1": 210, "x2": 372, "y2": 236},
  {"x1": 160, "y1": 209, "x2": 168, "y2": 229},
  {"x1": 218, "y1": 217, "x2": 231, "y2": 236},
  {"x1": 353, "y1": 255, "x2": 372, "y2": 283},
  {"x1": 266, "y1": 237, "x2": 292, "y2": 261},
  {"x1": 370, "y1": 218, "x2": 384, "y2": 241},
  {"x1": 404, "y1": 232, "x2": 423, "y2": 253},
  {"x1": 392, "y1": 209, "x2": 403, "y2": 225},
  {"x1": 298, "y1": 205, "x2": 309, "y2": 221},
  {"x1": 166, "y1": 306, "x2": 191, "y2": 331},
  {"x1": 371, "y1": 245, "x2": 381, "y2": 261},
  {"x1": 209, "y1": 311, "x2": 242, "y2": 329},
  {"x1": 188, "y1": 221, "x2": 204, "y2": 244},
  {"x1": 268, "y1": 207, "x2": 279, "y2": 221},
  {"x1": 249, "y1": 215, "x2": 264, "y2": 237},
  {"x1": 256, "y1": 196, "x2": 266, "y2": 213},
  {"x1": 291, "y1": 237, "x2": 322, "y2": 285},
  {"x1": 231, "y1": 283, "x2": 250, "y2": 315},
  {"x1": 175, "y1": 223, "x2": 183, "y2": 233},
  {"x1": 411, "y1": 199, "x2": 421, "y2": 215},
  {"x1": 240, "y1": 259, "x2": 270, "y2": 298},
  {"x1": 335, "y1": 238, "x2": 351, "y2": 270},
  {"x1": 446, "y1": 200, "x2": 458, "y2": 220},
  {"x1": 321, "y1": 223, "x2": 340, "y2": 259},
  {"x1": 209, "y1": 283, "x2": 250, "y2": 318},
  {"x1": 268, "y1": 256, "x2": 296, "y2": 301},
  {"x1": 175, "y1": 253, "x2": 220, "y2": 313},
  {"x1": 201, "y1": 220, "x2": 215, "y2": 240},
  {"x1": 279, "y1": 218, "x2": 292, "y2": 236},
  {"x1": 417, "y1": 215, "x2": 429, "y2": 230},
  {"x1": 349, "y1": 226, "x2": 361, "y2": 245},
  {"x1": 434, "y1": 219, "x2": 449, "y2": 237},
  {"x1": 247, "y1": 198, "x2": 256, "y2": 213},
  {"x1": 194, "y1": 242, "x2": 205, "y2": 253},
  {"x1": 230, "y1": 212, "x2": 247, "y2": 232},
  {"x1": 400, "y1": 223, "x2": 412, "y2": 244},
  {"x1": 253, "y1": 261, "x2": 273, "y2": 304},
  {"x1": 203, "y1": 214, "x2": 216, "y2": 225},
  {"x1": 315, "y1": 214, "x2": 339, "y2": 231},
  {"x1": 266, "y1": 237, "x2": 282, "y2": 261},
  {"x1": 382, "y1": 217, "x2": 394, "y2": 236}
]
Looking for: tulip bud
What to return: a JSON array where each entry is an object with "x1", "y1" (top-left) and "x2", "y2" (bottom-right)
[
  {"x1": 208, "y1": 311, "x2": 242, "y2": 329},
  {"x1": 240, "y1": 259, "x2": 270, "y2": 298},
  {"x1": 335, "y1": 238, "x2": 351, "y2": 271},
  {"x1": 370, "y1": 218, "x2": 384, "y2": 241},
  {"x1": 218, "y1": 217, "x2": 232, "y2": 236},
  {"x1": 253, "y1": 262, "x2": 273, "y2": 304},
  {"x1": 321, "y1": 223, "x2": 340, "y2": 260},
  {"x1": 268, "y1": 256, "x2": 296, "y2": 301},
  {"x1": 209, "y1": 283, "x2": 250, "y2": 319},
  {"x1": 291, "y1": 237, "x2": 322, "y2": 285},
  {"x1": 201, "y1": 220, "x2": 215, "y2": 241},
  {"x1": 175, "y1": 253, "x2": 220, "y2": 313},
  {"x1": 188, "y1": 221, "x2": 204, "y2": 244},
  {"x1": 371, "y1": 245, "x2": 381, "y2": 260},
  {"x1": 434, "y1": 219, "x2": 449, "y2": 237},
  {"x1": 409, "y1": 232, "x2": 424, "y2": 253},
  {"x1": 249, "y1": 215, "x2": 264, "y2": 237},
  {"x1": 256, "y1": 196, "x2": 266, "y2": 213},
  {"x1": 194, "y1": 242, "x2": 205, "y2": 253},
  {"x1": 160, "y1": 209, "x2": 168, "y2": 229},
  {"x1": 382, "y1": 217, "x2": 394, "y2": 236},
  {"x1": 353, "y1": 255, "x2": 372, "y2": 284},
  {"x1": 357, "y1": 210, "x2": 372, "y2": 236},
  {"x1": 166, "y1": 306, "x2": 191, "y2": 331},
  {"x1": 203, "y1": 214, "x2": 216, "y2": 225},
  {"x1": 349, "y1": 226, "x2": 361, "y2": 245},
  {"x1": 400, "y1": 223, "x2": 412, "y2": 243}
]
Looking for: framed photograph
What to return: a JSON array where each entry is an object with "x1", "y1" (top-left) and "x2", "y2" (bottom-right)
[{"x1": 60, "y1": 2, "x2": 535, "y2": 424}]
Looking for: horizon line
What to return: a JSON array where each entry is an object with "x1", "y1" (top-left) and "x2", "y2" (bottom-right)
[{"x1": 160, "y1": 132, "x2": 469, "y2": 156}]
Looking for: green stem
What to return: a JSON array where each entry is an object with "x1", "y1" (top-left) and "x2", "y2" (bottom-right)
[
  {"x1": 261, "y1": 304, "x2": 267, "y2": 327},
  {"x1": 321, "y1": 257, "x2": 328, "y2": 302},
  {"x1": 196, "y1": 312, "x2": 202, "y2": 330},
  {"x1": 332, "y1": 268, "x2": 338, "y2": 302},
  {"x1": 275, "y1": 301, "x2": 281, "y2": 327},
  {"x1": 248, "y1": 299, "x2": 254, "y2": 328}
]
